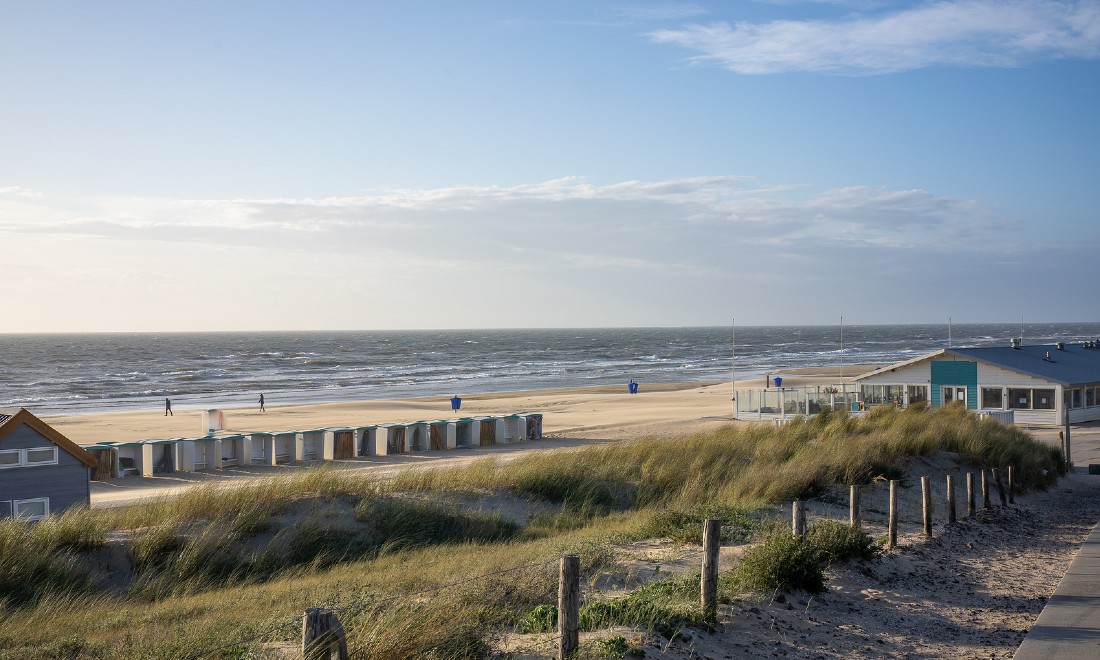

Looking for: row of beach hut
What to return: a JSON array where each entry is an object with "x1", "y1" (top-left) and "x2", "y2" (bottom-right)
[{"x1": 83, "y1": 413, "x2": 544, "y2": 480}]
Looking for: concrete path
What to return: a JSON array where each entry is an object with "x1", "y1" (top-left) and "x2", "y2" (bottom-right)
[
  {"x1": 1014, "y1": 518, "x2": 1100, "y2": 659},
  {"x1": 1015, "y1": 420, "x2": 1100, "y2": 659}
]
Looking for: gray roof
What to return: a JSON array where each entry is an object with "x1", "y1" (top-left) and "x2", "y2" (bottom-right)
[{"x1": 948, "y1": 343, "x2": 1100, "y2": 387}]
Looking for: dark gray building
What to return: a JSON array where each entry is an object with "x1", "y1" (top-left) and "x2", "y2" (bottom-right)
[{"x1": 0, "y1": 408, "x2": 96, "y2": 520}]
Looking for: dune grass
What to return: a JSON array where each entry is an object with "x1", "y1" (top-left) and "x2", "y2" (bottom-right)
[{"x1": 0, "y1": 406, "x2": 1064, "y2": 658}]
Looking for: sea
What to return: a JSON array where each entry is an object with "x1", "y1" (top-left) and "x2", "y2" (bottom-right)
[{"x1": 3, "y1": 323, "x2": 1100, "y2": 416}]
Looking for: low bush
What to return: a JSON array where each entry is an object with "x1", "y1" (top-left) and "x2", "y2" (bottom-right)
[{"x1": 733, "y1": 520, "x2": 879, "y2": 594}]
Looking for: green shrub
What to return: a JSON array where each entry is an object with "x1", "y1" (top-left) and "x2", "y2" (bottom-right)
[
  {"x1": 734, "y1": 532, "x2": 826, "y2": 594},
  {"x1": 804, "y1": 520, "x2": 879, "y2": 564},
  {"x1": 638, "y1": 504, "x2": 759, "y2": 544}
]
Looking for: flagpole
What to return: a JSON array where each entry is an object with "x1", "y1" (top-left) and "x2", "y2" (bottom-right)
[{"x1": 731, "y1": 318, "x2": 737, "y2": 419}]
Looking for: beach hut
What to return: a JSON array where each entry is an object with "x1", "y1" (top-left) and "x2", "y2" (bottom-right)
[
  {"x1": 175, "y1": 439, "x2": 197, "y2": 472},
  {"x1": 407, "y1": 422, "x2": 431, "y2": 451},
  {"x1": 502, "y1": 414, "x2": 527, "y2": 443},
  {"x1": 428, "y1": 420, "x2": 456, "y2": 450},
  {"x1": 219, "y1": 434, "x2": 248, "y2": 467},
  {"x1": 0, "y1": 408, "x2": 96, "y2": 520},
  {"x1": 271, "y1": 431, "x2": 296, "y2": 464},
  {"x1": 112, "y1": 441, "x2": 153, "y2": 477},
  {"x1": 148, "y1": 439, "x2": 184, "y2": 474},
  {"x1": 477, "y1": 417, "x2": 499, "y2": 446},
  {"x1": 454, "y1": 418, "x2": 479, "y2": 448},
  {"x1": 84, "y1": 444, "x2": 119, "y2": 480},
  {"x1": 384, "y1": 423, "x2": 408, "y2": 454},
  {"x1": 248, "y1": 433, "x2": 275, "y2": 466},
  {"x1": 298, "y1": 429, "x2": 327, "y2": 462},
  {"x1": 356, "y1": 425, "x2": 376, "y2": 457},
  {"x1": 327, "y1": 428, "x2": 357, "y2": 459},
  {"x1": 192, "y1": 436, "x2": 221, "y2": 470},
  {"x1": 524, "y1": 413, "x2": 543, "y2": 440}
]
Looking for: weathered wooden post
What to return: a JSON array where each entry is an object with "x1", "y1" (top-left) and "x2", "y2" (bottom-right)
[
  {"x1": 981, "y1": 470, "x2": 991, "y2": 510},
  {"x1": 850, "y1": 484, "x2": 861, "y2": 529},
  {"x1": 991, "y1": 467, "x2": 1008, "y2": 507},
  {"x1": 559, "y1": 554, "x2": 580, "y2": 659},
  {"x1": 888, "y1": 480, "x2": 898, "y2": 550},
  {"x1": 921, "y1": 476, "x2": 932, "y2": 537},
  {"x1": 966, "y1": 472, "x2": 975, "y2": 518},
  {"x1": 1008, "y1": 466, "x2": 1015, "y2": 504},
  {"x1": 701, "y1": 519, "x2": 720, "y2": 622},
  {"x1": 946, "y1": 474, "x2": 956, "y2": 524},
  {"x1": 792, "y1": 500, "x2": 806, "y2": 537},
  {"x1": 302, "y1": 608, "x2": 348, "y2": 660}
]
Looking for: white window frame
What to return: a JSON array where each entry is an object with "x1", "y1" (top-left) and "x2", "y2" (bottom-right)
[
  {"x1": 980, "y1": 386, "x2": 1005, "y2": 410},
  {"x1": 12, "y1": 497, "x2": 49, "y2": 521},
  {"x1": 0, "y1": 446, "x2": 58, "y2": 469}
]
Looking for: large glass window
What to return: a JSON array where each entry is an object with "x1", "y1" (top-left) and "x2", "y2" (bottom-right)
[
  {"x1": 1034, "y1": 389, "x2": 1056, "y2": 410},
  {"x1": 1008, "y1": 388, "x2": 1032, "y2": 409},
  {"x1": 1072, "y1": 388, "x2": 1083, "y2": 409},
  {"x1": 907, "y1": 386, "x2": 928, "y2": 405},
  {"x1": 981, "y1": 387, "x2": 1004, "y2": 409},
  {"x1": 1088, "y1": 388, "x2": 1097, "y2": 408}
]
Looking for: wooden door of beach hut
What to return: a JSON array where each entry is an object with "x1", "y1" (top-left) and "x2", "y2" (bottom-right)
[
  {"x1": 429, "y1": 423, "x2": 444, "y2": 450},
  {"x1": 526, "y1": 414, "x2": 542, "y2": 440},
  {"x1": 152, "y1": 441, "x2": 176, "y2": 474},
  {"x1": 87, "y1": 446, "x2": 118, "y2": 480},
  {"x1": 387, "y1": 425, "x2": 406, "y2": 453},
  {"x1": 479, "y1": 419, "x2": 496, "y2": 446},
  {"x1": 333, "y1": 431, "x2": 355, "y2": 459}
]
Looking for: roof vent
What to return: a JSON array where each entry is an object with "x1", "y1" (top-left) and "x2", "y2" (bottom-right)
[
  {"x1": 1010, "y1": 337, "x2": 1021, "y2": 349},
  {"x1": 1045, "y1": 351, "x2": 1052, "y2": 361},
  {"x1": 1056, "y1": 342, "x2": 1065, "y2": 351}
]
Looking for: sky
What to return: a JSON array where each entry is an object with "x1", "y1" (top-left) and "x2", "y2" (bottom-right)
[{"x1": 1, "y1": 0, "x2": 1098, "y2": 332}]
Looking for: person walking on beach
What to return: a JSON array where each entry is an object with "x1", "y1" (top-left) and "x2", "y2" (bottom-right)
[
  {"x1": 165, "y1": 397, "x2": 173, "y2": 416},
  {"x1": 259, "y1": 393, "x2": 266, "y2": 412}
]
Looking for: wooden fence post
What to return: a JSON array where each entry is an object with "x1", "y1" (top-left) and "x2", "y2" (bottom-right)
[
  {"x1": 991, "y1": 467, "x2": 1008, "y2": 507},
  {"x1": 981, "y1": 470, "x2": 991, "y2": 510},
  {"x1": 701, "y1": 519, "x2": 720, "y2": 622},
  {"x1": 302, "y1": 608, "x2": 348, "y2": 660},
  {"x1": 850, "y1": 485, "x2": 861, "y2": 529},
  {"x1": 946, "y1": 475, "x2": 956, "y2": 524},
  {"x1": 888, "y1": 480, "x2": 898, "y2": 550},
  {"x1": 966, "y1": 472, "x2": 975, "y2": 518},
  {"x1": 921, "y1": 476, "x2": 932, "y2": 538},
  {"x1": 1008, "y1": 466, "x2": 1015, "y2": 504},
  {"x1": 792, "y1": 500, "x2": 806, "y2": 537},
  {"x1": 559, "y1": 555, "x2": 580, "y2": 659}
]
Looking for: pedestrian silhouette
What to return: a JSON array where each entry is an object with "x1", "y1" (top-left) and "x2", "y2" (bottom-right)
[
  {"x1": 165, "y1": 397, "x2": 173, "y2": 416},
  {"x1": 259, "y1": 393, "x2": 265, "y2": 411}
]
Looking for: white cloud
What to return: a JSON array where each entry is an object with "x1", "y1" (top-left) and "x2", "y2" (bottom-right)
[
  {"x1": 0, "y1": 185, "x2": 43, "y2": 198},
  {"x1": 649, "y1": 0, "x2": 1100, "y2": 74},
  {"x1": 1, "y1": 176, "x2": 1092, "y2": 330}
]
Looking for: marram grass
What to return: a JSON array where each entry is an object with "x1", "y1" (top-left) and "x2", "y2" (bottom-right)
[{"x1": 0, "y1": 405, "x2": 1063, "y2": 657}]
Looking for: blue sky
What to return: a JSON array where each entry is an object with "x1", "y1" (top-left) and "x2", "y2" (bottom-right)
[{"x1": 2, "y1": 1, "x2": 1098, "y2": 331}]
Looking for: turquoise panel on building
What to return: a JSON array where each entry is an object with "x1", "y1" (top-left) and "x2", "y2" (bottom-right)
[{"x1": 930, "y1": 361, "x2": 978, "y2": 408}]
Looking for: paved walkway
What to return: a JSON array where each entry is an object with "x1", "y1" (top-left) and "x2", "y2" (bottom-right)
[{"x1": 1015, "y1": 421, "x2": 1100, "y2": 659}]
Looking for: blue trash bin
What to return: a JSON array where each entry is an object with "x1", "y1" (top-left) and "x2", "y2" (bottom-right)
[
  {"x1": 450, "y1": 396, "x2": 462, "y2": 411},
  {"x1": 773, "y1": 377, "x2": 783, "y2": 388}
]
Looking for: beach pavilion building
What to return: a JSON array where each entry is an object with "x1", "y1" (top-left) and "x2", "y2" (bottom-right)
[{"x1": 854, "y1": 339, "x2": 1100, "y2": 426}]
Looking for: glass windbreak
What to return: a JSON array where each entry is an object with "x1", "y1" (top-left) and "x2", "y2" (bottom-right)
[{"x1": 981, "y1": 387, "x2": 1004, "y2": 409}]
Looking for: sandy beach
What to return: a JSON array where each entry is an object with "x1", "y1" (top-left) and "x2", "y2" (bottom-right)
[{"x1": 45, "y1": 371, "x2": 858, "y2": 447}]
